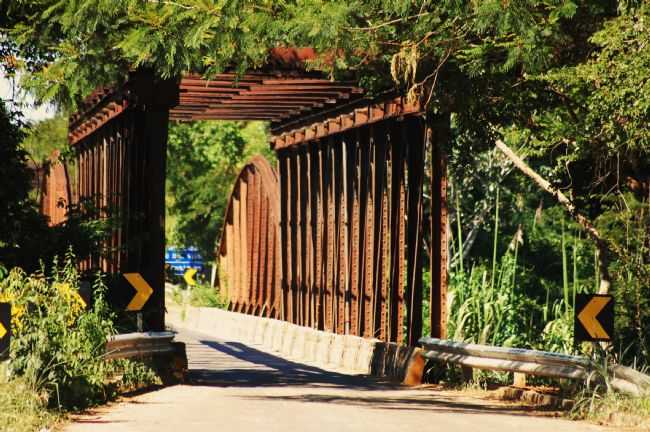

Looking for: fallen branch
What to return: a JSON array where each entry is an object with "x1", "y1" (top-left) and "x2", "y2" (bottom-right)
[{"x1": 494, "y1": 139, "x2": 612, "y2": 294}]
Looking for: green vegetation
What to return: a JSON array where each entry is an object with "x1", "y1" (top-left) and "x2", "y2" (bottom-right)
[
  {"x1": 3, "y1": 253, "x2": 160, "y2": 409},
  {"x1": 187, "y1": 282, "x2": 229, "y2": 309},
  {"x1": 170, "y1": 282, "x2": 228, "y2": 310},
  {"x1": 20, "y1": 114, "x2": 68, "y2": 165},
  {"x1": 0, "y1": 102, "x2": 112, "y2": 272},
  {"x1": 566, "y1": 356, "x2": 650, "y2": 428},
  {"x1": 0, "y1": 101, "x2": 44, "y2": 271},
  {"x1": 444, "y1": 170, "x2": 650, "y2": 361},
  {"x1": 166, "y1": 120, "x2": 272, "y2": 260},
  {"x1": 0, "y1": 254, "x2": 158, "y2": 429},
  {"x1": 573, "y1": 391, "x2": 650, "y2": 429},
  {"x1": 4, "y1": 2, "x2": 647, "y2": 353},
  {"x1": 445, "y1": 182, "x2": 586, "y2": 354},
  {"x1": 0, "y1": 372, "x2": 59, "y2": 432}
]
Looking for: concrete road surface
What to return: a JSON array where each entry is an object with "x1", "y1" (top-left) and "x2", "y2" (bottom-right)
[{"x1": 65, "y1": 329, "x2": 607, "y2": 432}]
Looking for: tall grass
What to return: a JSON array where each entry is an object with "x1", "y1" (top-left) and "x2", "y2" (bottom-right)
[
  {"x1": 446, "y1": 187, "x2": 584, "y2": 354},
  {"x1": 169, "y1": 281, "x2": 229, "y2": 309},
  {"x1": 447, "y1": 187, "x2": 534, "y2": 347},
  {"x1": 0, "y1": 369, "x2": 59, "y2": 432},
  {"x1": 541, "y1": 221, "x2": 585, "y2": 355}
]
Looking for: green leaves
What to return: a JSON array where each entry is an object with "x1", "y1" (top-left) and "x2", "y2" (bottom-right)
[
  {"x1": 166, "y1": 120, "x2": 271, "y2": 259},
  {"x1": 1, "y1": 253, "x2": 159, "y2": 410}
]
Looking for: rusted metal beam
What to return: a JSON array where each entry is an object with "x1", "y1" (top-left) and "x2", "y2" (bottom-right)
[
  {"x1": 324, "y1": 139, "x2": 335, "y2": 332},
  {"x1": 387, "y1": 120, "x2": 407, "y2": 343},
  {"x1": 360, "y1": 126, "x2": 374, "y2": 338},
  {"x1": 405, "y1": 117, "x2": 425, "y2": 346},
  {"x1": 429, "y1": 114, "x2": 450, "y2": 339},
  {"x1": 217, "y1": 157, "x2": 281, "y2": 315},
  {"x1": 271, "y1": 96, "x2": 420, "y2": 142},
  {"x1": 68, "y1": 72, "x2": 177, "y2": 331},
  {"x1": 350, "y1": 132, "x2": 362, "y2": 336}
]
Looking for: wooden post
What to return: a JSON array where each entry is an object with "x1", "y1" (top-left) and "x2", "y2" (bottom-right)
[{"x1": 513, "y1": 372, "x2": 527, "y2": 388}]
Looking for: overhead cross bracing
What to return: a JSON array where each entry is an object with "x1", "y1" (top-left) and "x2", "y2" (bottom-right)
[
  {"x1": 172, "y1": 74, "x2": 364, "y2": 124},
  {"x1": 68, "y1": 45, "x2": 364, "y2": 144},
  {"x1": 67, "y1": 73, "x2": 364, "y2": 144}
]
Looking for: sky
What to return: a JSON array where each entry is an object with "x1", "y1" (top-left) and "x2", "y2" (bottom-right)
[{"x1": 0, "y1": 71, "x2": 56, "y2": 122}]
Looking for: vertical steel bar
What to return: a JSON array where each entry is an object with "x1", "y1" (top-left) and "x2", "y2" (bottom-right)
[
  {"x1": 429, "y1": 113, "x2": 450, "y2": 338},
  {"x1": 295, "y1": 148, "x2": 305, "y2": 325},
  {"x1": 324, "y1": 140, "x2": 335, "y2": 332},
  {"x1": 316, "y1": 141, "x2": 325, "y2": 330},
  {"x1": 341, "y1": 137, "x2": 351, "y2": 335},
  {"x1": 372, "y1": 122, "x2": 389, "y2": 341},
  {"x1": 348, "y1": 132, "x2": 361, "y2": 336},
  {"x1": 305, "y1": 148, "x2": 314, "y2": 327},
  {"x1": 335, "y1": 138, "x2": 346, "y2": 335},
  {"x1": 252, "y1": 169, "x2": 263, "y2": 314},
  {"x1": 362, "y1": 126, "x2": 375, "y2": 338},
  {"x1": 278, "y1": 153, "x2": 289, "y2": 321},
  {"x1": 288, "y1": 152, "x2": 298, "y2": 323},
  {"x1": 232, "y1": 191, "x2": 241, "y2": 311},
  {"x1": 259, "y1": 185, "x2": 269, "y2": 314},
  {"x1": 387, "y1": 120, "x2": 407, "y2": 343},
  {"x1": 405, "y1": 117, "x2": 425, "y2": 346}
]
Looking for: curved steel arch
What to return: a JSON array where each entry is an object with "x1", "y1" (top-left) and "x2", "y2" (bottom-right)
[
  {"x1": 218, "y1": 155, "x2": 282, "y2": 318},
  {"x1": 40, "y1": 151, "x2": 72, "y2": 227}
]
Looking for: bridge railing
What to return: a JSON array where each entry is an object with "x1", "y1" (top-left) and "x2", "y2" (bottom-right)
[{"x1": 419, "y1": 337, "x2": 650, "y2": 396}]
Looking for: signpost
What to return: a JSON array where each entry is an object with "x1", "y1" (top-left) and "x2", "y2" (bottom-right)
[
  {"x1": 574, "y1": 294, "x2": 614, "y2": 344},
  {"x1": 0, "y1": 303, "x2": 10, "y2": 360}
]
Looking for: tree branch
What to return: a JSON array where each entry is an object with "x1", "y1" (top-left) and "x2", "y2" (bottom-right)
[
  {"x1": 345, "y1": 12, "x2": 431, "y2": 32},
  {"x1": 495, "y1": 139, "x2": 612, "y2": 294}
]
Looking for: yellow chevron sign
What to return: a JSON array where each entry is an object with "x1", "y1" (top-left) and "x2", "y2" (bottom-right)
[
  {"x1": 124, "y1": 273, "x2": 154, "y2": 311},
  {"x1": 575, "y1": 294, "x2": 614, "y2": 343},
  {"x1": 184, "y1": 268, "x2": 198, "y2": 286},
  {"x1": 0, "y1": 303, "x2": 10, "y2": 359}
]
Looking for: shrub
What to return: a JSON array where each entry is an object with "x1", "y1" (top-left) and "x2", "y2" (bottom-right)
[
  {"x1": 189, "y1": 282, "x2": 228, "y2": 309},
  {"x1": 1, "y1": 250, "x2": 157, "y2": 410}
]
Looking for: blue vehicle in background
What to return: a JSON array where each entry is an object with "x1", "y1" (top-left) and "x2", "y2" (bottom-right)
[{"x1": 165, "y1": 247, "x2": 204, "y2": 277}]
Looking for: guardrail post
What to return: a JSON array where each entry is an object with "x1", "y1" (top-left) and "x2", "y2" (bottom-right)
[
  {"x1": 462, "y1": 366, "x2": 474, "y2": 383},
  {"x1": 513, "y1": 372, "x2": 527, "y2": 388}
]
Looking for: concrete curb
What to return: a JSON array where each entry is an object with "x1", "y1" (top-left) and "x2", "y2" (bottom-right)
[{"x1": 166, "y1": 305, "x2": 424, "y2": 382}]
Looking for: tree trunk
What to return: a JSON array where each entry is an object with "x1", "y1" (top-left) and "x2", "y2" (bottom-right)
[{"x1": 494, "y1": 139, "x2": 612, "y2": 294}]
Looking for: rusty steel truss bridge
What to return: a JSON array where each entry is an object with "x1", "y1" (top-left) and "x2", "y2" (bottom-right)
[{"x1": 41, "y1": 49, "x2": 450, "y2": 346}]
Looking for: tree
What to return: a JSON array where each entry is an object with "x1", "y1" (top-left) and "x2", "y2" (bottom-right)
[
  {"x1": 6, "y1": 1, "x2": 643, "y2": 199},
  {"x1": 0, "y1": 100, "x2": 45, "y2": 268},
  {"x1": 20, "y1": 114, "x2": 68, "y2": 165},
  {"x1": 166, "y1": 120, "x2": 271, "y2": 259}
]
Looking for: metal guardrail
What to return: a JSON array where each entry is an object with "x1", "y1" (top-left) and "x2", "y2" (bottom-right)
[
  {"x1": 105, "y1": 331, "x2": 176, "y2": 360},
  {"x1": 419, "y1": 337, "x2": 650, "y2": 396}
]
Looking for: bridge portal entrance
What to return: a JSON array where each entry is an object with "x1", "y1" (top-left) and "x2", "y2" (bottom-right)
[{"x1": 63, "y1": 55, "x2": 449, "y2": 345}]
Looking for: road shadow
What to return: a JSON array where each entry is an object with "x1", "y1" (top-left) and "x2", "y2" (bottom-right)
[
  {"x1": 184, "y1": 336, "x2": 393, "y2": 390},
  {"x1": 178, "y1": 331, "x2": 564, "y2": 421},
  {"x1": 239, "y1": 392, "x2": 559, "y2": 418}
]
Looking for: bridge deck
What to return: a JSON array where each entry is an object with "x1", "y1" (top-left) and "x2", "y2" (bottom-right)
[{"x1": 66, "y1": 327, "x2": 604, "y2": 432}]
